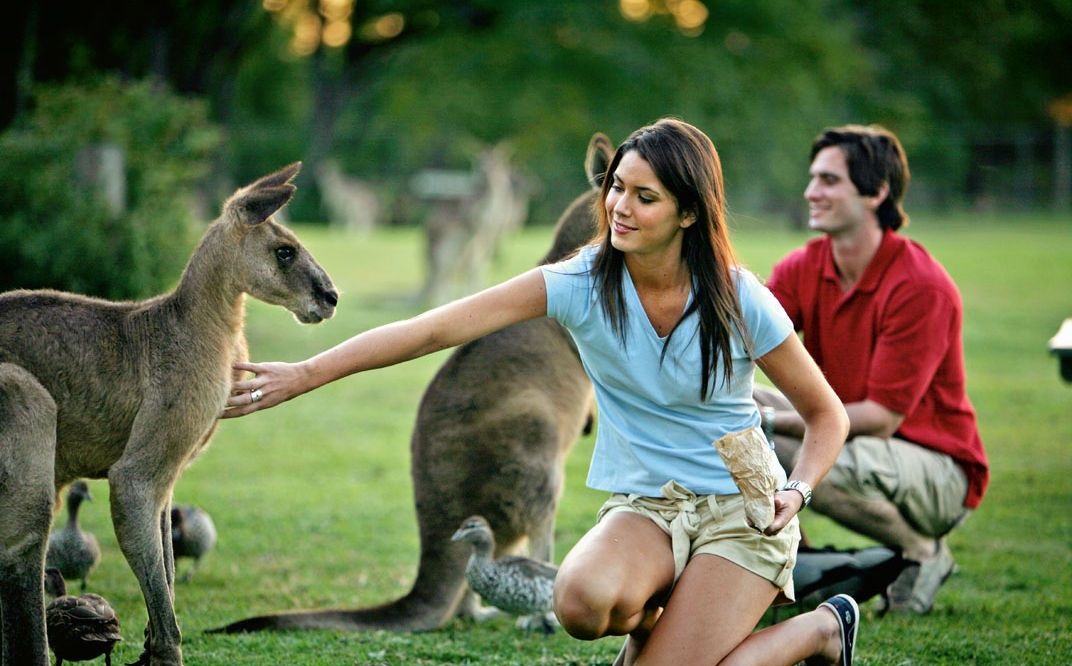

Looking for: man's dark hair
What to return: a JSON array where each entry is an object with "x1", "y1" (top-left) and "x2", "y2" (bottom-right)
[{"x1": 811, "y1": 124, "x2": 911, "y2": 231}]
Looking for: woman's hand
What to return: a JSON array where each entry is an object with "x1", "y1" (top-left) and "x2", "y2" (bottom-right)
[
  {"x1": 763, "y1": 489, "x2": 805, "y2": 536},
  {"x1": 221, "y1": 360, "x2": 309, "y2": 418}
]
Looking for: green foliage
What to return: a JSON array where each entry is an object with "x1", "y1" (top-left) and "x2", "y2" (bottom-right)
[
  {"x1": 334, "y1": 1, "x2": 871, "y2": 225},
  {"x1": 0, "y1": 77, "x2": 221, "y2": 298},
  {"x1": 8, "y1": 1, "x2": 1071, "y2": 229},
  {"x1": 70, "y1": 216, "x2": 1072, "y2": 664},
  {"x1": 226, "y1": 28, "x2": 313, "y2": 188}
]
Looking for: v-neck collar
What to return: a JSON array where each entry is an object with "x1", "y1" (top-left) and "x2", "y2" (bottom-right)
[{"x1": 623, "y1": 265, "x2": 695, "y2": 341}]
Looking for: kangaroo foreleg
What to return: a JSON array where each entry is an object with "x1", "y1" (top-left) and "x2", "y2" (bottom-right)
[
  {"x1": 126, "y1": 500, "x2": 179, "y2": 665},
  {"x1": 110, "y1": 472, "x2": 183, "y2": 666},
  {"x1": 108, "y1": 420, "x2": 198, "y2": 666}
]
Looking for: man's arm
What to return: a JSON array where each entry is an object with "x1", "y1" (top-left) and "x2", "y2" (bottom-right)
[
  {"x1": 768, "y1": 398, "x2": 903, "y2": 440},
  {"x1": 767, "y1": 282, "x2": 953, "y2": 441}
]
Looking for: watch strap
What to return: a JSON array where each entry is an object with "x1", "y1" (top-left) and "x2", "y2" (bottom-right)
[{"x1": 782, "y1": 480, "x2": 812, "y2": 508}]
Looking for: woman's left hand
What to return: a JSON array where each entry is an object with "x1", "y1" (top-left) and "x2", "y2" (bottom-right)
[{"x1": 763, "y1": 490, "x2": 804, "y2": 536}]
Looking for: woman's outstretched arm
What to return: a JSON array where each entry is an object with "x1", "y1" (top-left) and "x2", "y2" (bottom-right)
[{"x1": 222, "y1": 267, "x2": 548, "y2": 417}]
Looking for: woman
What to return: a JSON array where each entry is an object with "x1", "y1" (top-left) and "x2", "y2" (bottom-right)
[{"x1": 223, "y1": 118, "x2": 856, "y2": 665}]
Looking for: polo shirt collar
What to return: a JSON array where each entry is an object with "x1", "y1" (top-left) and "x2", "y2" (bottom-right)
[{"x1": 822, "y1": 229, "x2": 904, "y2": 294}]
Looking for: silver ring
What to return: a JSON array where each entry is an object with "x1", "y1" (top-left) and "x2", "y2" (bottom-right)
[{"x1": 250, "y1": 388, "x2": 263, "y2": 404}]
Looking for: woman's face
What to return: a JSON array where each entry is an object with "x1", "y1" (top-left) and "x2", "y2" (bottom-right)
[{"x1": 606, "y1": 150, "x2": 694, "y2": 258}]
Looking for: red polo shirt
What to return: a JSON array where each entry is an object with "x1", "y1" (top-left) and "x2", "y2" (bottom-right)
[{"x1": 768, "y1": 231, "x2": 989, "y2": 509}]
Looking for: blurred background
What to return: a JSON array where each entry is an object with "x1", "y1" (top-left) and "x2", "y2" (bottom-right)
[{"x1": 1, "y1": 0, "x2": 1069, "y2": 299}]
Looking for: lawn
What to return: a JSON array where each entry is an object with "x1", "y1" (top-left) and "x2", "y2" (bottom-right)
[{"x1": 69, "y1": 212, "x2": 1071, "y2": 665}]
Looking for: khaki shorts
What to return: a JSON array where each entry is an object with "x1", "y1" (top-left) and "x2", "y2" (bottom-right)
[
  {"x1": 825, "y1": 435, "x2": 969, "y2": 538},
  {"x1": 597, "y1": 480, "x2": 800, "y2": 604}
]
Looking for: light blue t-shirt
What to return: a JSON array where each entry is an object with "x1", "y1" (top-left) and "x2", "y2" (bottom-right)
[{"x1": 541, "y1": 245, "x2": 794, "y2": 496}]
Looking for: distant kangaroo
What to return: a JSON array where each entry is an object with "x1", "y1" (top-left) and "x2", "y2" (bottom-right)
[
  {"x1": 0, "y1": 163, "x2": 337, "y2": 666},
  {"x1": 213, "y1": 133, "x2": 613, "y2": 634}
]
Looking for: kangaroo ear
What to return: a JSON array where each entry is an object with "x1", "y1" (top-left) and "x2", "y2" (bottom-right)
[
  {"x1": 585, "y1": 133, "x2": 614, "y2": 189},
  {"x1": 224, "y1": 184, "x2": 297, "y2": 226},
  {"x1": 223, "y1": 163, "x2": 302, "y2": 226},
  {"x1": 249, "y1": 162, "x2": 302, "y2": 190}
]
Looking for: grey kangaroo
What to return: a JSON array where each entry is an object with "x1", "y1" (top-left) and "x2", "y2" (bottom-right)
[
  {"x1": 213, "y1": 133, "x2": 613, "y2": 633},
  {"x1": 0, "y1": 162, "x2": 337, "y2": 666}
]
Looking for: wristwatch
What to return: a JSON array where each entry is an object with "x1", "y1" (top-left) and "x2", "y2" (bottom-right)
[{"x1": 782, "y1": 480, "x2": 813, "y2": 508}]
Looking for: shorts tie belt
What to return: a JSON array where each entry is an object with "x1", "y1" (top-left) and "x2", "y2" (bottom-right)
[
  {"x1": 596, "y1": 480, "x2": 801, "y2": 603},
  {"x1": 619, "y1": 480, "x2": 723, "y2": 583}
]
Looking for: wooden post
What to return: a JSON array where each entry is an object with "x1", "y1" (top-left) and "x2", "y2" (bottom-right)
[{"x1": 74, "y1": 143, "x2": 126, "y2": 218}]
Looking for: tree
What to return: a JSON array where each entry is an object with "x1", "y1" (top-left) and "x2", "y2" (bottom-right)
[{"x1": 316, "y1": 1, "x2": 872, "y2": 222}]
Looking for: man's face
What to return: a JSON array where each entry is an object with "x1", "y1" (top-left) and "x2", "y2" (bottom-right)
[{"x1": 804, "y1": 146, "x2": 875, "y2": 235}]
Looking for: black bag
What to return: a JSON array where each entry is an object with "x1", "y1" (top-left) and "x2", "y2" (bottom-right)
[{"x1": 792, "y1": 544, "x2": 908, "y2": 608}]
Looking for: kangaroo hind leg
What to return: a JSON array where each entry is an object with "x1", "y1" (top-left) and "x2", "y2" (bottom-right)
[{"x1": 0, "y1": 363, "x2": 58, "y2": 666}]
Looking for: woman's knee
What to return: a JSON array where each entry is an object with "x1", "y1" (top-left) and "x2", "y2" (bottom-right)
[
  {"x1": 553, "y1": 570, "x2": 648, "y2": 640},
  {"x1": 553, "y1": 511, "x2": 673, "y2": 639},
  {"x1": 553, "y1": 568, "x2": 611, "y2": 639}
]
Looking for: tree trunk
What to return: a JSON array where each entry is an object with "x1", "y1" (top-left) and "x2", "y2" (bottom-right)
[
  {"x1": 1055, "y1": 124, "x2": 1070, "y2": 212},
  {"x1": 300, "y1": 51, "x2": 356, "y2": 207}
]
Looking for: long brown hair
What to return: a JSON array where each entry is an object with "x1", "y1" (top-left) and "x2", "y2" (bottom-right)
[{"x1": 590, "y1": 118, "x2": 749, "y2": 399}]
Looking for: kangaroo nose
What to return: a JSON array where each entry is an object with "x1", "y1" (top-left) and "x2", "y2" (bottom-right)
[{"x1": 314, "y1": 282, "x2": 338, "y2": 307}]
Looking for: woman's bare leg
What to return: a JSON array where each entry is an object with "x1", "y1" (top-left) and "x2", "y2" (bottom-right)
[
  {"x1": 633, "y1": 554, "x2": 843, "y2": 666},
  {"x1": 722, "y1": 605, "x2": 844, "y2": 666},
  {"x1": 554, "y1": 512, "x2": 675, "y2": 642}
]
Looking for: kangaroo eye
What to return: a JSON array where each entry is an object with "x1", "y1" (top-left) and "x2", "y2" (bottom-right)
[{"x1": 275, "y1": 246, "x2": 296, "y2": 267}]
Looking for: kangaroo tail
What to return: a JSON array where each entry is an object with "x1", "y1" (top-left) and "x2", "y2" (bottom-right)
[{"x1": 207, "y1": 550, "x2": 469, "y2": 634}]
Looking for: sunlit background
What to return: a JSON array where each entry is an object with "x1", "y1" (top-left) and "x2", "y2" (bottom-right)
[
  {"x1": 266, "y1": 0, "x2": 713, "y2": 55},
  {"x1": 1, "y1": 0, "x2": 1069, "y2": 297}
]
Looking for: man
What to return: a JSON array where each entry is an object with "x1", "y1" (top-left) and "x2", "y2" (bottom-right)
[{"x1": 756, "y1": 124, "x2": 989, "y2": 614}]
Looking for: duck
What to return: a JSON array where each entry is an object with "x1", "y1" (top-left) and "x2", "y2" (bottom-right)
[
  {"x1": 47, "y1": 480, "x2": 102, "y2": 592},
  {"x1": 451, "y1": 515, "x2": 558, "y2": 634},
  {"x1": 44, "y1": 567, "x2": 123, "y2": 666},
  {"x1": 171, "y1": 504, "x2": 217, "y2": 582}
]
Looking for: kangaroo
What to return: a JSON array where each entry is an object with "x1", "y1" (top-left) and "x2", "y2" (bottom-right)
[
  {"x1": 0, "y1": 162, "x2": 337, "y2": 666},
  {"x1": 212, "y1": 133, "x2": 613, "y2": 634}
]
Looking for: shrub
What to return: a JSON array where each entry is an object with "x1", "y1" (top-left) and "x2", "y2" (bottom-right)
[{"x1": 0, "y1": 77, "x2": 222, "y2": 299}]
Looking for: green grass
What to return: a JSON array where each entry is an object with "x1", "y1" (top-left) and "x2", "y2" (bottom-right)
[{"x1": 71, "y1": 213, "x2": 1071, "y2": 665}]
